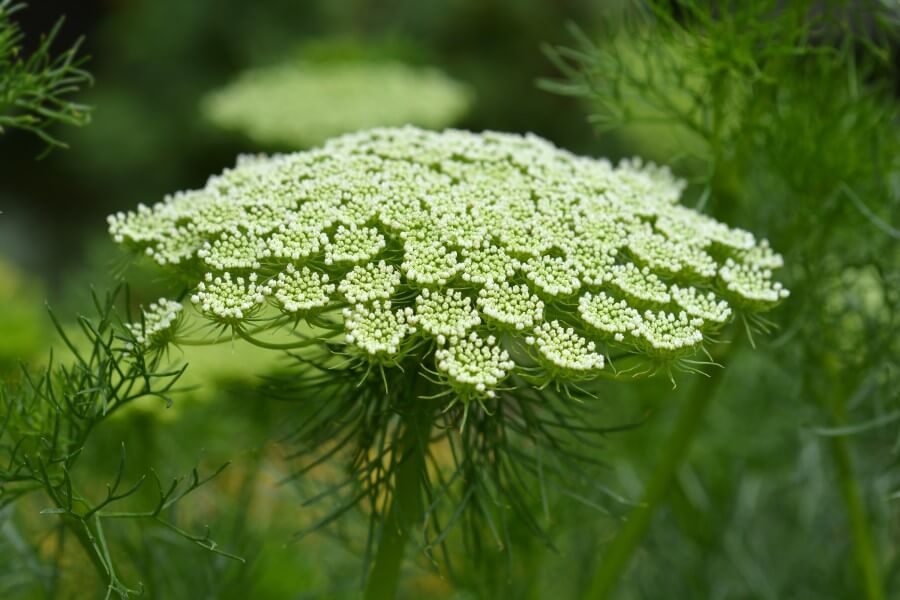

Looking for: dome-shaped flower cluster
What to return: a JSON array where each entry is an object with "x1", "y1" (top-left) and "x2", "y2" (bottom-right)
[
  {"x1": 273, "y1": 264, "x2": 335, "y2": 313},
  {"x1": 343, "y1": 300, "x2": 416, "y2": 361},
  {"x1": 126, "y1": 298, "x2": 183, "y2": 346},
  {"x1": 719, "y1": 258, "x2": 790, "y2": 309},
  {"x1": 526, "y1": 321, "x2": 605, "y2": 376},
  {"x1": 202, "y1": 62, "x2": 473, "y2": 149},
  {"x1": 578, "y1": 292, "x2": 642, "y2": 342},
  {"x1": 338, "y1": 260, "x2": 401, "y2": 304},
  {"x1": 109, "y1": 126, "x2": 788, "y2": 400},
  {"x1": 476, "y1": 281, "x2": 545, "y2": 331},
  {"x1": 435, "y1": 332, "x2": 515, "y2": 400},
  {"x1": 633, "y1": 310, "x2": 706, "y2": 358},
  {"x1": 412, "y1": 288, "x2": 481, "y2": 341},
  {"x1": 190, "y1": 272, "x2": 271, "y2": 322}
]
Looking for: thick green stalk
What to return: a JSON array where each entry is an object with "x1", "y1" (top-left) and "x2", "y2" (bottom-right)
[
  {"x1": 825, "y1": 385, "x2": 885, "y2": 600},
  {"x1": 586, "y1": 366, "x2": 725, "y2": 599},
  {"x1": 364, "y1": 381, "x2": 432, "y2": 600}
]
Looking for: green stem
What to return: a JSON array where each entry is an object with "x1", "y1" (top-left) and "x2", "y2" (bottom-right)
[
  {"x1": 364, "y1": 381, "x2": 432, "y2": 600},
  {"x1": 825, "y1": 387, "x2": 885, "y2": 600},
  {"x1": 61, "y1": 515, "x2": 111, "y2": 589},
  {"x1": 586, "y1": 367, "x2": 725, "y2": 599}
]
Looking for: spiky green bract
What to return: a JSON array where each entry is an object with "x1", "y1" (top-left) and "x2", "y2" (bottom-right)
[
  {"x1": 202, "y1": 61, "x2": 473, "y2": 149},
  {"x1": 232, "y1": 353, "x2": 639, "y2": 595},
  {"x1": 107, "y1": 126, "x2": 787, "y2": 587},
  {"x1": 0, "y1": 1, "x2": 91, "y2": 149},
  {"x1": 0, "y1": 288, "x2": 240, "y2": 600}
]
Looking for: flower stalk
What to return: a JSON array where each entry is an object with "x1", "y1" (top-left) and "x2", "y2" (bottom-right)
[
  {"x1": 587, "y1": 362, "x2": 727, "y2": 598},
  {"x1": 825, "y1": 381, "x2": 885, "y2": 600},
  {"x1": 364, "y1": 371, "x2": 433, "y2": 600}
]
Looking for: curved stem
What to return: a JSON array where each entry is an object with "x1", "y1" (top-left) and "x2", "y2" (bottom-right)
[
  {"x1": 364, "y1": 384, "x2": 432, "y2": 600},
  {"x1": 171, "y1": 315, "x2": 296, "y2": 347},
  {"x1": 234, "y1": 327, "x2": 330, "y2": 350},
  {"x1": 825, "y1": 387, "x2": 885, "y2": 600},
  {"x1": 586, "y1": 366, "x2": 725, "y2": 599},
  {"x1": 61, "y1": 516, "x2": 110, "y2": 586}
]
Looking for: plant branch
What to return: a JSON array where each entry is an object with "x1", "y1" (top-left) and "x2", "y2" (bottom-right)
[{"x1": 825, "y1": 385, "x2": 885, "y2": 600}]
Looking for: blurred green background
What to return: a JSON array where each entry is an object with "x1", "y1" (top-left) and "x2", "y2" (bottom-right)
[{"x1": 1, "y1": 1, "x2": 899, "y2": 599}]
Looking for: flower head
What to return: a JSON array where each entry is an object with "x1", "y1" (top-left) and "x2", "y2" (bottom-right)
[
  {"x1": 435, "y1": 332, "x2": 515, "y2": 399},
  {"x1": 202, "y1": 62, "x2": 473, "y2": 148},
  {"x1": 126, "y1": 298, "x2": 183, "y2": 346},
  {"x1": 190, "y1": 272, "x2": 271, "y2": 322},
  {"x1": 110, "y1": 126, "x2": 788, "y2": 399}
]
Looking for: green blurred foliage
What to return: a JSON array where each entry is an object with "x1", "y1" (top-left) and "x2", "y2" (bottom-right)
[
  {"x1": 202, "y1": 59, "x2": 473, "y2": 149},
  {"x1": 0, "y1": 259, "x2": 47, "y2": 371},
  {"x1": 0, "y1": 0, "x2": 91, "y2": 149},
  {"x1": 544, "y1": 1, "x2": 900, "y2": 598}
]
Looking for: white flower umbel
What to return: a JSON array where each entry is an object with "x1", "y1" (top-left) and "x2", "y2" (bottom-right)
[
  {"x1": 719, "y1": 259, "x2": 790, "y2": 309},
  {"x1": 578, "y1": 291, "x2": 642, "y2": 342},
  {"x1": 477, "y1": 282, "x2": 545, "y2": 331},
  {"x1": 633, "y1": 310, "x2": 705, "y2": 359},
  {"x1": 191, "y1": 272, "x2": 271, "y2": 322},
  {"x1": 103, "y1": 126, "x2": 796, "y2": 596},
  {"x1": 202, "y1": 61, "x2": 473, "y2": 148},
  {"x1": 110, "y1": 126, "x2": 789, "y2": 398},
  {"x1": 412, "y1": 288, "x2": 481, "y2": 340},
  {"x1": 338, "y1": 261, "x2": 401, "y2": 304},
  {"x1": 526, "y1": 320, "x2": 605, "y2": 376},
  {"x1": 435, "y1": 332, "x2": 515, "y2": 399},
  {"x1": 273, "y1": 264, "x2": 335, "y2": 313},
  {"x1": 343, "y1": 300, "x2": 416, "y2": 361},
  {"x1": 126, "y1": 298, "x2": 183, "y2": 346}
]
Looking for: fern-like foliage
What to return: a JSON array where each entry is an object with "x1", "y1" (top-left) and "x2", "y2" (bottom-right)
[
  {"x1": 543, "y1": 0, "x2": 900, "y2": 459},
  {"x1": 0, "y1": 288, "x2": 240, "y2": 599},
  {"x1": 0, "y1": 0, "x2": 91, "y2": 149},
  {"x1": 543, "y1": 1, "x2": 900, "y2": 597}
]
